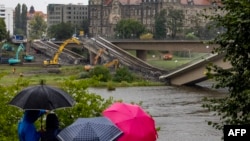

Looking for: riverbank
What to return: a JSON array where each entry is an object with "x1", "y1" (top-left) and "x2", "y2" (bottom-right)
[{"x1": 0, "y1": 65, "x2": 165, "y2": 87}]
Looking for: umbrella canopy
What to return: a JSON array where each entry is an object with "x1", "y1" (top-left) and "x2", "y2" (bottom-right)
[
  {"x1": 9, "y1": 84, "x2": 75, "y2": 110},
  {"x1": 102, "y1": 102, "x2": 158, "y2": 141},
  {"x1": 57, "y1": 117, "x2": 123, "y2": 141}
]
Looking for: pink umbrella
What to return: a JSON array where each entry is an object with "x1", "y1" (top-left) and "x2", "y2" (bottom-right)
[{"x1": 102, "y1": 102, "x2": 158, "y2": 141}]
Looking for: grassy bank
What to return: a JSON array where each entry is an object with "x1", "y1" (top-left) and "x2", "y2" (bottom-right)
[{"x1": 0, "y1": 65, "x2": 164, "y2": 87}]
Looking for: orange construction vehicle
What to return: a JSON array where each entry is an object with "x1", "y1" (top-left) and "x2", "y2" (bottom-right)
[{"x1": 163, "y1": 53, "x2": 173, "y2": 60}]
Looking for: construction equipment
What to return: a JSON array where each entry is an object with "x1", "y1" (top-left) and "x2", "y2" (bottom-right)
[
  {"x1": 103, "y1": 59, "x2": 119, "y2": 69},
  {"x1": 2, "y1": 43, "x2": 14, "y2": 51},
  {"x1": 43, "y1": 37, "x2": 81, "y2": 67},
  {"x1": 84, "y1": 59, "x2": 119, "y2": 71},
  {"x1": 24, "y1": 54, "x2": 35, "y2": 62},
  {"x1": 163, "y1": 53, "x2": 173, "y2": 60},
  {"x1": 83, "y1": 48, "x2": 106, "y2": 71},
  {"x1": 8, "y1": 43, "x2": 25, "y2": 65},
  {"x1": 22, "y1": 44, "x2": 35, "y2": 62},
  {"x1": 93, "y1": 48, "x2": 106, "y2": 65}
]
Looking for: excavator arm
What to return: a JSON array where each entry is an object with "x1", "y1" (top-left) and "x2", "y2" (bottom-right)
[
  {"x1": 103, "y1": 59, "x2": 119, "y2": 70},
  {"x1": 84, "y1": 48, "x2": 106, "y2": 71},
  {"x1": 44, "y1": 37, "x2": 80, "y2": 66},
  {"x1": 52, "y1": 37, "x2": 80, "y2": 64},
  {"x1": 93, "y1": 48, "x2": 106, "y2": 65}
]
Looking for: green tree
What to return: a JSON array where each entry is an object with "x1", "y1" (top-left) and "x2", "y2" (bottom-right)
[
  {"x1": 154, "y1": 9, "x2": 167, "y2": 40},
  {"x1": 0, "y1": 18, "x2": 7, "y2": 41},
  {"x1": 203, "y1": 0, "x2": 250, "y2": 131},
  {"x1": 14, "y1": 4, "x2": 21, "y2": 34},
  {"x1": 14, "y1": 4, "x2": 28, "y2": 35},
  {"x1": 21, "y1": 4, "x2": 28, "y2": 36},
  {"x1": 28, "y1": 14, "x2": 47, "y2": 40},
  {"x1": 167, "y1": 9, "x2": 184, "y2": 39},
  {"x1": 47, "y1": 22, "x2": 74, "y2": 40},
  {"x1": 115, "y1": 19, "x2": 146, "y2": 39}
]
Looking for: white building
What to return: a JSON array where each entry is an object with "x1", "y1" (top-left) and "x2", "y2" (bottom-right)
[{"x1": 0, "y1": 4, "x2": 14, "y2": 35}]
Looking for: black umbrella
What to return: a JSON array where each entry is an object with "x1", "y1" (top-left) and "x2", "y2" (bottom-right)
[
  {"x1": 9, "y1": 83, "x2": 75, "y2": 110},
  {"x1": 57, "y1": 117, "x2": 123, "y2": 141}
]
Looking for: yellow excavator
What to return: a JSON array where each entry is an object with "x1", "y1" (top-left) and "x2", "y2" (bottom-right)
[
  {"x1": 84, "y1": 58, "x2": 119, "y2": 71},
  {"x1": 84, "y1": 48, "x2": 105, "y2": 71},
  {"x1": 43, "y1": 37, "x2": 80, "y2": 67},
  {"x1": 84, "y1": 48, "x2": 119, "y2": 71},
  {"x1": 103, "y1": 59, "x2": 119, "y2": 69},
  {"x1": 93, "y1": 48, "x2": 106, "y2": 65}
]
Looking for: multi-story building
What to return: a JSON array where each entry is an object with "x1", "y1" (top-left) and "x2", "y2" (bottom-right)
[
  {"x1": 88, "y1": 0, "x2": 222, "y2": 37},
  {"x1": 47, "y1": 3, "x2": 88, "y2": 28},
  {"x1": 0, "y1": 4, "x2": 14, "y2": 35}
]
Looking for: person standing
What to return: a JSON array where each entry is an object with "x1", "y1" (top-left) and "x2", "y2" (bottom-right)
[
  {"x1": 41, "y1": 113, "x2": 61, "y2": 141},
  {"x1": 18, "y1": 110, "x2": 48, "y2": 141}
]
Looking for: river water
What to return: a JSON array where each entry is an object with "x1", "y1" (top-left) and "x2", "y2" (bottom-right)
[{"x1": 88, "y1": 83, "x2": 227, "y2": 141}]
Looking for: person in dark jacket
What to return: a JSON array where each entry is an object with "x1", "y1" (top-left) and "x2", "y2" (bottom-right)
[
  {"x1": 41, "y1": 113, "x2": 61, "y2": 141},
  {"x1": 18, "y1": 110, "x2": 47, "y2": 141}
]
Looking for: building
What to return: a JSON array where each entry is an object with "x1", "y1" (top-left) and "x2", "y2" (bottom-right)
[
  {"x1": 0, "y1": 4, "x2": 14, "y2": 35},
  {"x1": 88, "y1": 0, "x2": 222, "y2": 38},
  {"x1": 47, "y1": 3, "x2": 88, "y2": 28}
]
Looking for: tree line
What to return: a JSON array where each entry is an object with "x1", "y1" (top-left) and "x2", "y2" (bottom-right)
[{"x1": 0, "y1": 5, "x2": 222, "y2": 42}]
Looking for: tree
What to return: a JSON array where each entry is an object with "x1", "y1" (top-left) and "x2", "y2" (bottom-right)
[
  {"x1": 28, "y1": 14, "x2": 47, "y2": 40},
  {"x1": 47, "y1": 22, "x2": 74, "y2": 40},
  {"x1": 21, "y1": 4, "x2": 28, "y2": 36},
  {"x1": 203, "y1": 0, "x2": 250, "y2": 131},
  {"x1": 114, "y1": 19, "x2": 146, "y2": 39},
  {"x1": 14, "y1": 4, "x2": 21, "y2": 34},
  {"x1": 14, "y1": 4, "x2": 28, "y2": 35},
  {"x1": 166, "y1": 9, "x2": 184, "y2": 39},
  {"x1": 154, "y1": 9, "x2": 167, "y2": 40},
  {"x1": 0, "y1": 18, "x2": 7, "y2": 41}
]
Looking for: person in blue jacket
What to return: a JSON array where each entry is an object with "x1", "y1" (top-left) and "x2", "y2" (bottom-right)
[{"x1": 18, "y1": 110, "x2": 48, "y2": 141}]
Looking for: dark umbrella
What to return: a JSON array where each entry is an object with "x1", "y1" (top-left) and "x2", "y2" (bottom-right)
[
  {"x1": 9, "y1": 83, "x2": 75, "y2": 110},
  {"x1": 57, "y1": 117, "x2": 123, "y2": 141}
]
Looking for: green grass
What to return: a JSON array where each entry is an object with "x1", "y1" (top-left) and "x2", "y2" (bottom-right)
[
  {"x1": 0, "y1": 65, "x2": 78, "y2": 86},
  {"x1": 0, "y1": 51, "x2": 206, "y2": 86},
  {"x1": 147, "y1": 59, "x2": 191, "y2": 70},
  {"x1": 126, "y1": 50, "x2": 207, "y2": 70}
]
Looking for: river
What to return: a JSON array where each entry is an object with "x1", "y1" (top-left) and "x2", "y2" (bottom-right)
[{"x1": 88, "y1": 83, "x2": 227, "y2": 141}]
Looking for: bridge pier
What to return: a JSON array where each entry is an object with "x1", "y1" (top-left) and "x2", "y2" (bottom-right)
[
  {"x1": 136, "y1": 50, "x2": 147, "y2": 61},
  {"x1": 89, "y1": 51, "x2": 95, "y2": 65}
]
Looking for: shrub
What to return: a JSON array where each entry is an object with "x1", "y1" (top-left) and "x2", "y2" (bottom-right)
[
  {"x1": 113, "y1": 67, "x2": 134, "y2": 83},
  {"x1": 1, "y1": 76, "x2": 115, "y2": 140},
  {"x1": 78, "y1": 71, "x2": 90, "y2": 79},
  {"x1": 88, "y1": 66, "x2": 111, "y2": 82}
]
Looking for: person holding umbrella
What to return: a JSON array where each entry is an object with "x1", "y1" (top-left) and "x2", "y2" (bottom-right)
[{"x1": 18, "y1": 110, "x2": 49, "y2": 141}]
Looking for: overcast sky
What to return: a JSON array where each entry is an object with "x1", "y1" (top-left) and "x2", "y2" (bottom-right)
[{"x1": 1, "y1": 0, "x2": 88, "y2": 13}]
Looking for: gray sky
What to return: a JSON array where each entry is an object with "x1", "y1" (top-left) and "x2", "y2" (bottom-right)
[{"x1": 1, "y1": 0, "x2": 88, "y2": 13}]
